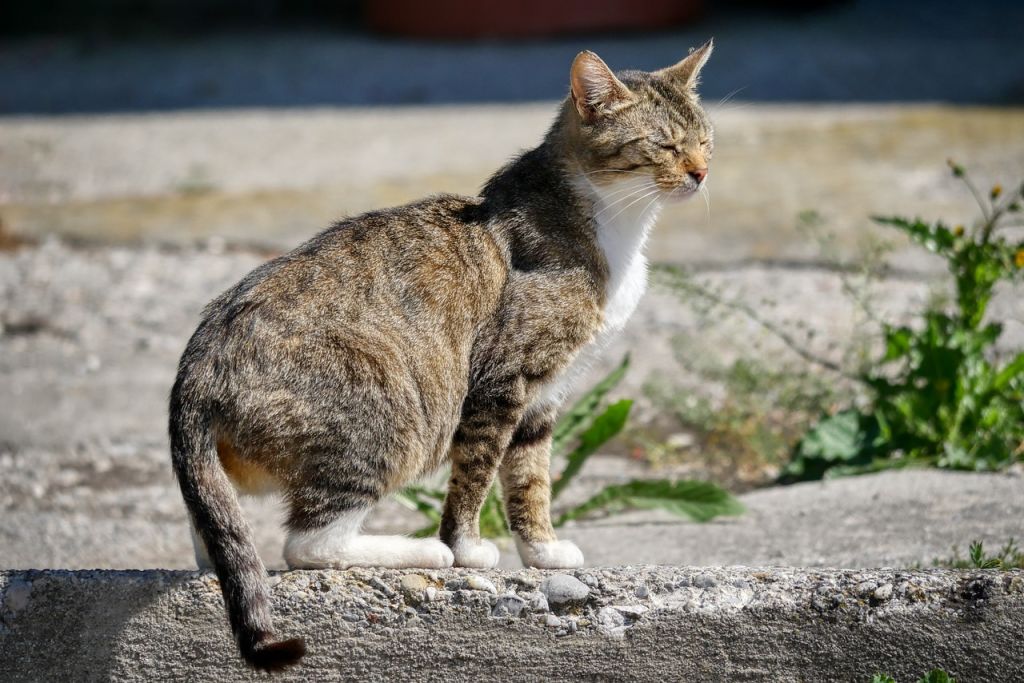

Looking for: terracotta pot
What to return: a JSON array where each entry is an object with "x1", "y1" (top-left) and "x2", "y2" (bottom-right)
[{"x1": 366, "y1": 0, "x2": 704, "y2": 39}]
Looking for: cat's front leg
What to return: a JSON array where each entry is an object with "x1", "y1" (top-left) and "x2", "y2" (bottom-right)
[
  {"x1": 501, "y1": 406, "x2": 584, "y2": 569},
  {"x1": 439, "y1": 407, "x2": 521, "y2": 569}
]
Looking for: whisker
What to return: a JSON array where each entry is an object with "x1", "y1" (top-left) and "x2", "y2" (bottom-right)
[
  {"x1": 700, "y1": 184, "x2": 712, "y2": 227},
  {"x1": 595, "y1": 180, "x2": 658, "y2": 203},
  {"x1": 604, "y1": 187, "x2": 663, "y2": 224},
  {"x1": 716, "y1": 86, "x2": 747, "y2": 108},
  {"x1": 639, "y1": 192, "x2": 662, "y2": 223},
  {"x1": 592, "y1": 183, "x2": 658, "y2": 219}
]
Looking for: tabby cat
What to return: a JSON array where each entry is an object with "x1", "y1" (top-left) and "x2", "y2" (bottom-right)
[{"x1": 170, "y1": 40, "x2": 714, "y2": 670}]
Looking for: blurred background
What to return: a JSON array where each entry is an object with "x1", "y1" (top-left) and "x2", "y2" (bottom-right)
[
  {"x1": 3, "y1": 0, "x2": 1024, "y2": 111},
  {"x1": 1, "y1": 1, "x2": 1022, "y2": 571}
]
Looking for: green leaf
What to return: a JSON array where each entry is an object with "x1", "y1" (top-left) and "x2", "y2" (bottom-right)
[
  {"x1": 410, "y1": 521, "x2": 440, "y2": 538},
  {"x1": 394, "y1": 486, "x2": 445, "y2": 522},
  {"x1": 871, "y1": 675, "x2": 897, "y2": 683},
  {"x1": 783, "y1": 410, "x2": 880, "y2": 482},
  {"x1": 883, "y1": 325, "x2": 914, "y2": 362},
  {"x1": 918, "y1": 670, "x2": 956, "y2": 683},
  {"x1": 994, "y1": 352, "x2": 1024, "y2": 390},
  {"x1": 800, "y1": 410, "x2": 871, "y2": 459},
  {"x1": 551, "y1": 354, "x2": 630, "y2": 457},
  {"x1": 478, "y1": 485, "x2": 510, "y2": 538},
  {"x1": 551, "y1": 399, "x2": 632, "y2": 500},
  {"x1": 554, "y1": 479, "x2": 743, "y2": 526}
]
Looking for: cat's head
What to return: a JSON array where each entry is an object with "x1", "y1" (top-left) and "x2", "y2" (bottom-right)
[{"x1": 563, "y1": 40, "x2": 714, "y2": 201}]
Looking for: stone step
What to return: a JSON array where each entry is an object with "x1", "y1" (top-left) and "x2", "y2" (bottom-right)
[{"x1": 2, "y1": 566, "x2": 1021, "y2": 681}]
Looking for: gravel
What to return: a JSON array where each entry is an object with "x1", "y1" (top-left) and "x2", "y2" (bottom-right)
[{"x1": 539, "y1": 574, "x2": 590, "y2": 610}]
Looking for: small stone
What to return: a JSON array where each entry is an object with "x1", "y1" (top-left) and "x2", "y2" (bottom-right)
[
  {"x1": 543, "y1": 614, "x2": 561, "y2": 627},
  {"x1": 491, "y1": 594, "x2": 527, "y2": 618},
  {"x1": 424, "y1": 586, "x2": 439, "y2": 602},
  {"x1": 341, "y1": 612, "x2": 362, "y2": 622},
  {"x1": 634, "y1": 585, "x2": 650, "y2": 599},
  {"x1": 369, "y1": 577, "x2": 396, "y2": 598},
  {"x1": 666, "y1": 432, "x2": 695, "y2": 449},
  {"x1": 597, "y1": 606, "x2": 625, "y2": 629},
  {"x1": 693, "y1": 573, "x2": 717, "y2": 589},
  {"x1": 540, "y1": 574, "x2": 590, "y2": 609},
  {"x1": 465, "y1": 575, "x2": 497, "y2": 594},
  {"x1": 611, "y1": 604, "x2": 648, "y2": 619},
  {"x1": 522, "y1": 591, "x2": 549, "y2": 612},
  {"x1": 873, "y1": 583, "x2": 893, "y2": 602},
  {"x1": 856, "y1": 580, "x2": 877, "y2": 597},
  {"x1": 579, "y1": 574, "x2": 600, "y2": 588},
  {"x1": 400, "y1": 574, "x2": 429, "y2": 602},
  {"x1": 512, "y1": 574, "x2": 539, "y2": 590}
]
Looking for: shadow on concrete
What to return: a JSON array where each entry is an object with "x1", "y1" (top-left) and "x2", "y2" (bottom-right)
[{"x1": 1, "y1": 0, "x2": 1022, "y2": 114}]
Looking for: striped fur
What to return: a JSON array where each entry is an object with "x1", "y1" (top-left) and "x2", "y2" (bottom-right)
[{"x1": 169, "y1": 41, "x2": 714, "y2": 670}]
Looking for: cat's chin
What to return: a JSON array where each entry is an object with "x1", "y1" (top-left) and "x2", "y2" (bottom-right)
[{"x1": 664, "y1": 185, "x2": 702, "y2": 203}]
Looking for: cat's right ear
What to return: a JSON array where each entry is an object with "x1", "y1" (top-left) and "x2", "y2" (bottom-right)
[{"x1": 570, "y1": 51, "x2": 634, "y2": 124}]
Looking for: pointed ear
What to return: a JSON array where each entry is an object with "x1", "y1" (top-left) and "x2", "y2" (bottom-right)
[
  {"x1": 570, "y1": 51, "x2": 634, "y2": 123},
  {"x1": 657, "y1": 38, "x2": 714, "y2": 91}
]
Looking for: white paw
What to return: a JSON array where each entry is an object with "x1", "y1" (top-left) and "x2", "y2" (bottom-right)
[
  {"x1": 284, "y1": 533, "x2": 454, "y2": 569},
  {"x1": 412, "y1": 539, "x2": 456, "y2": 569},
  {"x1": 451, "y1": 538, "x2": 501, "y2": 568},
  {"x1": 516, "y1": 538, "x2": 585, "y2": 569}
]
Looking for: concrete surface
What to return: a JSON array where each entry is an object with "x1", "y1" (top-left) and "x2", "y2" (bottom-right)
[
  {"x1": 2, "y1": 566, "x2": 1022, "y2": 681},
  {"x1": 1, "y1": 240, "x2": 1021, "y2": 573},
  {"x1": 3, "y1": 104, "x2": 1023, "y2": 270}
]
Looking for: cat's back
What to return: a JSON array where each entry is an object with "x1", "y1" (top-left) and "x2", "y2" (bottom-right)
[{"x1": 199, "y1": 193, "x2": 507, "y2": 350}]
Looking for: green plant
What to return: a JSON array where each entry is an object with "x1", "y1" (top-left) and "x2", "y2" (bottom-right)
[
  {"x1": 786, "y1": 165, "x2": 1024, "y2": 481},
  {"x1": 872, "y1": 671, "x2": 956, "y2": 683},
  {"x1": 395, "y1": 355, "x2": 743, "y2": 538},
  {"x1": 930, "y1": 539, "x2": 1024, "y2": 570}
]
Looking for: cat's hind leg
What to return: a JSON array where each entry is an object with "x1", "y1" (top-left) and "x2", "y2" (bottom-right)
[
  {"x1": 501, "y1": 407, "x2": 584, "y2": 569},
  {"x1": 283, "y1": 507, "x2": 453, "y2": 569},
  {"x1": 282, "y1": 459, "x2": 454, "y2": 571}
]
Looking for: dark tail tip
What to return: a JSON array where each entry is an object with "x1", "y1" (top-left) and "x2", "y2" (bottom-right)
[{"x1": 245, "y1": 637, "x2": 307, "y2": 672}]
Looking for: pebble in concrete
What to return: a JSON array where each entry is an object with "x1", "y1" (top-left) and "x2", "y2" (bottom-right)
[
  {"x1": 465, "y1": 576, "x2": 497, "y2": 594},
  {"x1": 522, "y1": 591, "x2": 549, "y2": 613},
  {"x1": 399, "y1": 574, "x2": 429, "y2": 603},
  {"x1": 540, "y1": 574, "x2": 590, "y2": 611},
  {"x1": 873, "y1": 583, "x2": 894, "y2": 602},
  {"x1": 491, "y1": 594, "x2": 527, "y2": 618}
]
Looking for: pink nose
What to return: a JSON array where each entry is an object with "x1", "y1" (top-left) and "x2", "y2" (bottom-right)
[{"x1": 688, "y1": 168, "x2": 707, "y2": 184}]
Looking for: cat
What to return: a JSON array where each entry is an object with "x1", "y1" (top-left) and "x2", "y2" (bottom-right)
[{"x1": 169, "y1": 40, "x2": 714, "y2": 671}]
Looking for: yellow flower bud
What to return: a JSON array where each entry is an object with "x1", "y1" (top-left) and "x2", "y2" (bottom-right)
[{"x1": 991, "y1": 184, "x2": 1003, "y2": 199}]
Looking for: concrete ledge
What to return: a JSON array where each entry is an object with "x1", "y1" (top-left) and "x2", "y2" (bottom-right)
[{"x1": 2, "y1": 567, "x2": 1022, "y2": 681}]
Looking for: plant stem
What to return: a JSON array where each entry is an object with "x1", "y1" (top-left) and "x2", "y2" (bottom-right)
[{"x1": 656, "y1": 266, "x2": 856, "y2": 380}]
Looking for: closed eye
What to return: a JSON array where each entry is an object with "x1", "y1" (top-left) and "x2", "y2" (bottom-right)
[{"x1": 659, "y1": 143, "x2": 679, "y2": 153}]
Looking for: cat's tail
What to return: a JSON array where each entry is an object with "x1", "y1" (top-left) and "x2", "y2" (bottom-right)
[{"x1": 169, "y1": 371, "x2": 305, "y2": 672}]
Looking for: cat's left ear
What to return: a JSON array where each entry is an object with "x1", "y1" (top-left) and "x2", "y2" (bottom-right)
[
  {"x1": 570, "y1": 51, "x2": 635, "y2": 123},
  {"x1": 657, "y1": 38, "x2": 714, "y2": 91}
]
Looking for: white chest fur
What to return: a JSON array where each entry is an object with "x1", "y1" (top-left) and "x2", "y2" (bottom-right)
[{"x1": 537, "y1": 177, "x2": 662, "y2": 405}]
